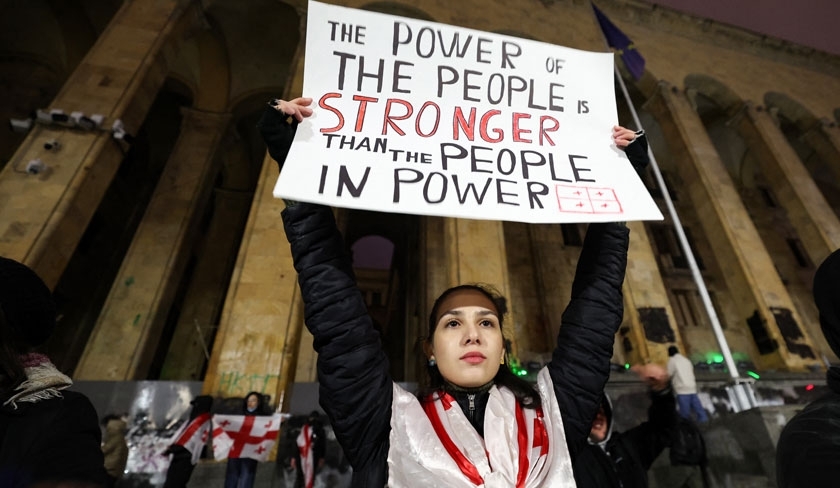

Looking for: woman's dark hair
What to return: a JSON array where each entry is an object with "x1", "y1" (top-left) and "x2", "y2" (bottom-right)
[
  {"x1": 0, "y1": 307, "x2": 27, "y2": 397},
  {"x1": 418, "y1": 284, "x2": 541, "y2": 409}
]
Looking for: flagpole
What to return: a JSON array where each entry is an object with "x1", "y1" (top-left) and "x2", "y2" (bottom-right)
[{"x1": 590, "y1": 3, "x2": 757, "y2": 410}]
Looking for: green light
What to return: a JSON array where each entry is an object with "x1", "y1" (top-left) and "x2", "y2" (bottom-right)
[
  {"x1": 712, "y1": 353, "x2": 724, "y2": 364},
  {"x1": 747, "y1": 370, "x2": 760, "y2": 380},
  {"x1": 517, "y1": 369, "x2": 528, "y2": 376},
  {"x1": 624, "y1": 363, "x2": 631, "y2": 370}
]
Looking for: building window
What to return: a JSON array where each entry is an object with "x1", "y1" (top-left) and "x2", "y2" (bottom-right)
[
  {"x1": 673, "y1": 289, "x2": 702, "y2": 328},
  {"x1": 650, "y1": 224, "x2": 704, "y2": 271}
]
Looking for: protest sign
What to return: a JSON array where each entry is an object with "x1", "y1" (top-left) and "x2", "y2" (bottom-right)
[{"x1": 274, "y1": 0, "x2": 663, "y2": 223}]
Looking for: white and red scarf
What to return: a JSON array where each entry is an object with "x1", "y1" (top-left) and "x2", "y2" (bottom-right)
[
  {"x1": 3, "y1": 353, "x2": 72, "y2": 409},
  {"x1": 387, "y1": 368, "x2": 576, "y2": 487}
]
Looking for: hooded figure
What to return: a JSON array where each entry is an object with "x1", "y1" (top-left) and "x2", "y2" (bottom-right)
[
  {"x1": 776, "y1": 249, "x2": 840, "y2": 487},
  {"x1": 0, "y1": 256, "x2": 107, "y2": 487},
  {"x1": 572, "y1": 364, "x2": 675, "y2": 488}
]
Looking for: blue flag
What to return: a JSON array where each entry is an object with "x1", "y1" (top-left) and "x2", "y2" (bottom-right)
[{"x1": 592, "y1": 3, "x2": 645, "y2": 80}]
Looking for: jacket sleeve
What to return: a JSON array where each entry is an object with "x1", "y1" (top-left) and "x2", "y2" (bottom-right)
[
  {"x1": 620, "y1": 387, "x2": 677, "y2": 469},
  {"x1": 282, "y1": 203, "x2": 393, "y2": 478},
  {"x1": 546, "y1": 221, "x2": 629, "y2": 455}
]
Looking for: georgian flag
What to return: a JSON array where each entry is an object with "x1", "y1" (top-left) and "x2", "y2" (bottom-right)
[
  {"x1": 172, "y1": 412, "x2": 212, "y2": 464},
  {"x1": 212, "y1": 413, "x2": 285, "y2": 462},
  {"x1": 297, "y1": 424, "x2": 316, "y2": 488}
]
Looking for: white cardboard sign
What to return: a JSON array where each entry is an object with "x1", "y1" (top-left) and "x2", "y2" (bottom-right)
[{"x1": 274, "y1": 1, "x2": 663, "y2": 223}]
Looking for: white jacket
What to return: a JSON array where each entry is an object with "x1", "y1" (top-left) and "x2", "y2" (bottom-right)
[
  {"x1": 387, "y1": 368, "x2": 576, "y2": 487},
  {"x1": 667, "y1": 353, "x2": 697, "y2": 395}
]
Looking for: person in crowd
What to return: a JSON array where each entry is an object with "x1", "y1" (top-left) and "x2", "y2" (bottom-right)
[
  {"x1": 667, "y1": 346, "x2": 709, "y2": 423},
  {"x1": 776, "y1": 249, "x2": 840, "y2": 487},
  {"x1": 259, "y1": 97, "x2": 649, "y2": 487},
  {"x1": 224, "y1": 391, "x2": 263, "y2": 488},
  {"x1": 0, "y1": 256, "x2": 107, "y2": 487},
  {"x1": 101, "y1": 413, "x2": 129, "y2": 487},
  {"x1": 290, "y1": 411, "x2": 327, "y2": 488},
  {"x1": 573, "y1": 363, "x2": 675, "y2": 487},
  {"x1": 163, "y1": 395, "x2": 213, "y2": 488}
]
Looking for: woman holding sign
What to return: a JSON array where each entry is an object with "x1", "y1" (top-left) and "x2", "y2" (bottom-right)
[{"x1": 260, "y1": 97, "x2": 649, "y2": 487}]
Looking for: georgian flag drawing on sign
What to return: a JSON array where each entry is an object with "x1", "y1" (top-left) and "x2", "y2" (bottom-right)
[
  {"x1": 212, "y1": 413, "x2": 286, "y2": 462},
  {"x1": 172, "y1": 412, "x2": 212, "y2": 465}
]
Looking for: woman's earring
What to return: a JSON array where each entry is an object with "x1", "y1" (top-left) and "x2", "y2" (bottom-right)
[
  {"x1": 500, "y1": 355, "x2": 506, "y2": 365},
  {"x1": 428, "y1": 356, "x2": 436, "y2": 367}
]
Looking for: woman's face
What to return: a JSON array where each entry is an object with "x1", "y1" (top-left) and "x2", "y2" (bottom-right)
[
  {"x1": 430, "y1": 289, "x2": 505, "y2": 388},
  {"x1": 246, "y1": 394, "x2": 259, "y2": 412}
]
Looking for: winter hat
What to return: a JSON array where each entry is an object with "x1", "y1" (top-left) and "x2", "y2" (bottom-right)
[
  {"x1": 0, "y1": 256, "x2": 56, "y2": 347},
  {"x1": 813, "y1": 249, "x2": 840, "y2": 358}
]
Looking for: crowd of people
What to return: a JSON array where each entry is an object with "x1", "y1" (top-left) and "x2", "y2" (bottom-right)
[{"x1": 0, "y1": 91, "x2": 837, "y2": 488}]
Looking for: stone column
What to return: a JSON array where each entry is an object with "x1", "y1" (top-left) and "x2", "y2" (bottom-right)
[
  {"x1": 0, "y1": 0, "x2": 194, "y2": 287},
  {"x1": 446, "y1": 218, "x2": 518, "y2": 357},
  {"x1": 200, "y1": 153, "x2": 301, "y2": 402},
  {"x1": 799, "y1": 122, "x2": 840, "y2": 219},
  {"x1": 800, "y1": 122, "x2": 840, "y2": 184},
  {"x1": 158, "y1": 188, "x2": 254, "y2": 381},
  {"x1": 75, "y1": 108, "x2": 230, "y2": 380},
  {"x1": 202, "y1": 4, "x2": 308, "y2": 402},
  {"x1": 623, "y1": 220, "x2": 684, "y2": 366},
  {"x1": 735, "y1": 103, "x2": 840, "y2": 265},
  {"x1": 644, "y1": 83, "x2": 821, "y2": 371}
]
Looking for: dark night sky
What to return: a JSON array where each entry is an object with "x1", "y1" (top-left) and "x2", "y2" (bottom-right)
[{"x1": 644, "y1": 0, "x2": 840, "y2": 56}]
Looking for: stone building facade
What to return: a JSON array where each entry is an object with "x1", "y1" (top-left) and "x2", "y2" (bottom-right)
[{"x1": 1, "y1": 0, "x2": 839, "y2": 408}]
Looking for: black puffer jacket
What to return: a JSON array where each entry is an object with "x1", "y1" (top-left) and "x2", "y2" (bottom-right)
[
  {"x1": 0, "y1": 390, "x2": 107, "y2": 487},
  {"x1": 282, "y1": 202, "x2": 629, "y2": 487},
  {"x1": 776, "y1": 368, "x2": 840, "y2": 488},
  {"x1": 776, "y1": 248, "x2": 840, "y2": 487},
  {"x1": 573, "y1": 389, "x2": 676, "y2": 488}
]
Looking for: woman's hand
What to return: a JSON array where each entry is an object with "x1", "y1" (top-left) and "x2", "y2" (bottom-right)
[
  {"x1": 612, "y1": 125, "x2": 637, "y2": 148},
  {"x1": 257, "y1": 97, "x2": 313, "y2": 171},
  {"x1": 630, "y1": 363, "x2": 670, "y2": 392},
  {"x1": 612, "y1": 125, "x2": 650, "y2": 175},
  {"x1": 270, "y1": 97, "x2": 314, "y2": 122}
]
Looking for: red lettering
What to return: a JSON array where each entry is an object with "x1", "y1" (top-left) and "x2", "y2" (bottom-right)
[
  {"x1": 512, "y1": 112, "x2": 532, "y2": 143},
  {"x1": 382, "y1": 98, "x2": 413, "y2": 136},
  {"x1": 539, "y1": 115, "x2": 559, "y2": 146},
  {"x1": 352, "y1": 95, "x2": 378, "y2": 132},
  {"x1": 319, "y1": 92, "x2": 344, "y2": 133},
  {"x1": 453, "y1": 107, "x2": 476, "y2": 141},
  {"x1": 416, "y1": 101, "x2": 441, "y2": 138},
  {"x1": 479, "y1": 110, "x2": 503, "y2": 143}
]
